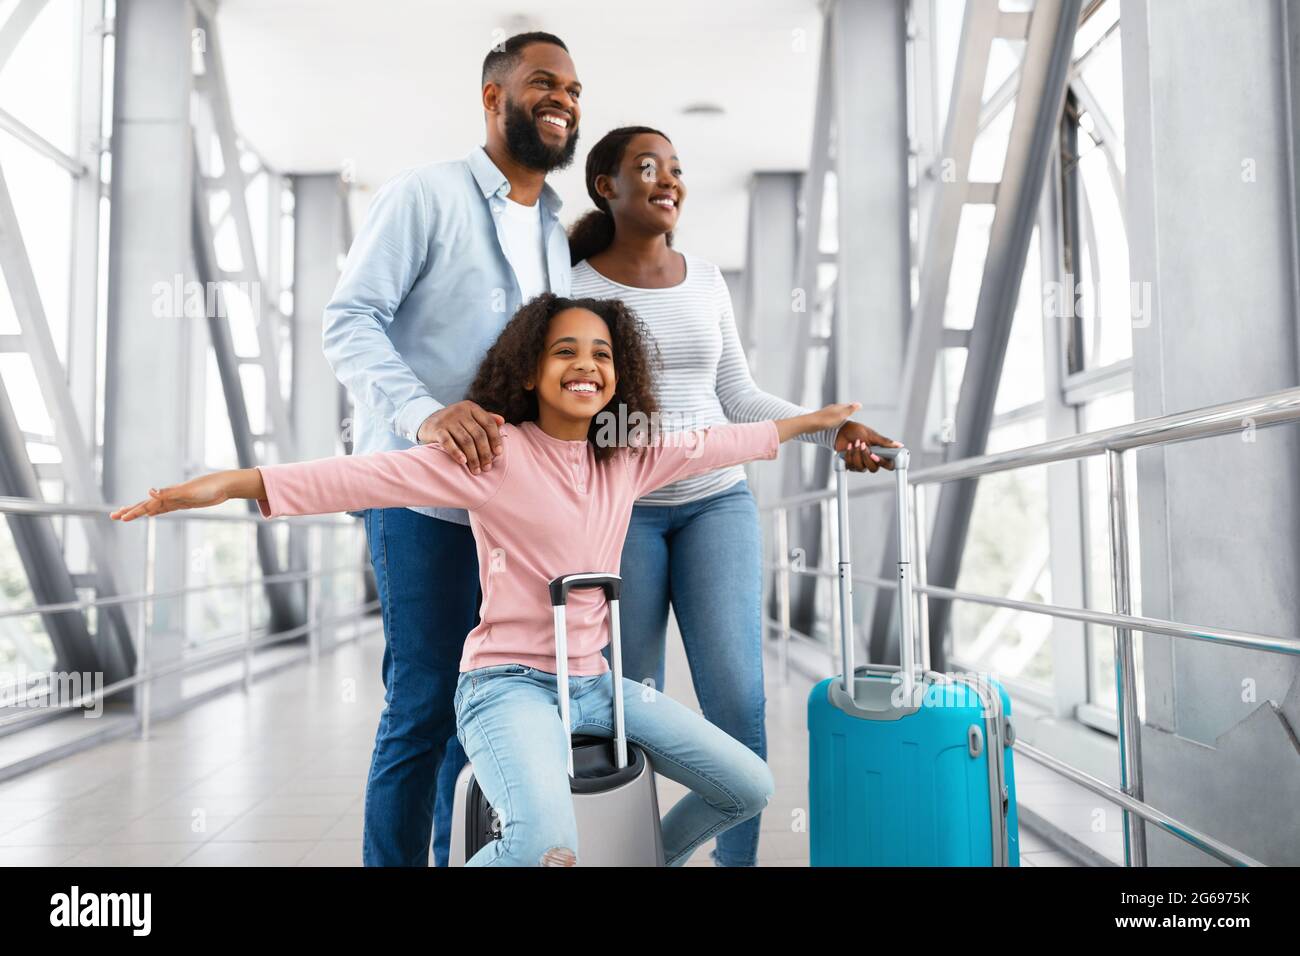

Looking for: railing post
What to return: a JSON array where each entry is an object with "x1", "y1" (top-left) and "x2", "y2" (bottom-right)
[
  {"x1": 1106, "y1": 447, "x2": 1147, "y2": 866},
  {"x1": 775, "y1": 507, "x2": 791, "y2": 686},
  {"x1": 135, "y1": 517, "x2": 156, "y2": 740},
  {"x1": 306, "y1": 524, "x2": 320, "y2": 665},
  {"x1": 242, "y1": 522, "x2": 255, "y2": 694}
]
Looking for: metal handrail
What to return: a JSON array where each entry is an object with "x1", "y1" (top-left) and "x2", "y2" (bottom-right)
[
  {"x1": 0, "y1": 494, "x2": 355, "y2": 524},
  {"x1": 759, "y1": 561, "x2": 1300, "y2": 657},
  {"x1": 0, "y1": 498, "x2": 375, "y2": 746},
  {"x1": 761, "y1": 386, "x2": 1300, "y2": 510},
  {"x1": 0, "y1": 561, "x2": 366, "y2": 623},
  {"x1": 910, "y1": 385, "x2": 1300, "y2": 485},
  {"x1": 0, "y1": 600, "x2": 381, "y2": 730},
  {"x1": 760, "y1": 384, "x2": 1300, "y2": 867}
]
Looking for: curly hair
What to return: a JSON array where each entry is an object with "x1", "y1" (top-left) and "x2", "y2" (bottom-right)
[{"x1": 466, "y1": 293, "x2": 663, "y2": 464}]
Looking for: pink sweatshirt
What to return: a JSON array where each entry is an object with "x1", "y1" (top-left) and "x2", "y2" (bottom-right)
[{"x1": 255, "y1": 418, "x2": 780, "y2": 675}]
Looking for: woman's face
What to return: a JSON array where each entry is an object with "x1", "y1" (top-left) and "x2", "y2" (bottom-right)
[
  {"x1": 596, "y1": 132, "x2": 685, "y2": 236},
  {"x1": 527, "y1": 307, "x2": 617, "y2": 424}
]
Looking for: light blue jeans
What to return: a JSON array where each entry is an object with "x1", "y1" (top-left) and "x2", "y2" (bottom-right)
[
  {"x1": 453, "y1": 664, "x2": 775, "y2": 866},
  {"x1": 614, "y1": 478, "x2": 768, "y2": 865}
]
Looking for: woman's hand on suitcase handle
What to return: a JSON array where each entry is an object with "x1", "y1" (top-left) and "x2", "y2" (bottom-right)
[
  {"x1": 776, "y1": 404, "x2": 901, "y2": 473},
  {"x1": 835, "y1": 420, "x2": 902, "y2": 473}
]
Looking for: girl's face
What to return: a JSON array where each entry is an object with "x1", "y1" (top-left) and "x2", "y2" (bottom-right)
[
  {"x1": 595, "y1": 132, "x2": 684, "y2": 235},
  {"x1": 526, "y1": 307, "x2": 617, "y2": 425}
]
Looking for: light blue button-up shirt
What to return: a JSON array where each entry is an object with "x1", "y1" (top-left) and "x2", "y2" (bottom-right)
[{"x1": 322, "y1": 146, "x2": 572, "y2": 525}]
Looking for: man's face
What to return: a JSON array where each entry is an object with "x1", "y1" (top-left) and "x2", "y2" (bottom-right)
[{"x1": 487, "y1": 43, "x2": 582, "y2": 172}]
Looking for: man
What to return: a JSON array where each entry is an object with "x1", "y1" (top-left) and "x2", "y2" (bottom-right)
[{"x1": 322, "y1": 31, "x2": 582, "y2": 866}]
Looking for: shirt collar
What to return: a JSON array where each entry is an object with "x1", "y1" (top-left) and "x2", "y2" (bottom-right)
[
  {"x1": 522, "y1": 420, "x2": 589, "y2": 449},
  {"x1": 466, "y1": 146, "x2": 564, "y2": 215}
]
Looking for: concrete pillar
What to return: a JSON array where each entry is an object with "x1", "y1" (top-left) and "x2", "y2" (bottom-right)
[
  {"x1": 742, "y1": 171, "x2": 803, "y2": 510},
  {"x1": 291, "y1": 173, "x2": 349, "y2": 647},
  {"x1": 102, "y1": 0, "x2": 195, "y2": 714},
  {"x1": 1122, "y1": 0, "x2": 1300, "y2": 865},
  {"x1": 831, "y1": 0, "x2": 912, "y2": 663}
]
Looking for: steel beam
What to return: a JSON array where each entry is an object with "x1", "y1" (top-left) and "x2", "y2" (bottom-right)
[
  {"x1": 868, "y1": 0, "x2": 1002, "y2": 662},
  {"x1": 191, "y1": 166, "x2": 302, "y2": 632},
  {"x1": 923, "y1": 0, "x2": 1084, "y2": 659},
  {"x1": 193, "y1": 6, "x2": 296, "y2": 463},
  {"x1": 0, "y1": 378, "x2": 98, "y2": 675}
]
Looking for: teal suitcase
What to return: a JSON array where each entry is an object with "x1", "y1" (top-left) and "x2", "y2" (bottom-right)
[{"x1": 807, "y1": 448, "x2": 1019, "y2": 866}]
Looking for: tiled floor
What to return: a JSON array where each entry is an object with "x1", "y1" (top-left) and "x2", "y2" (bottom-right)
[{"x1": 0, "y1": 611, "x2": 1080, "y2": 867}]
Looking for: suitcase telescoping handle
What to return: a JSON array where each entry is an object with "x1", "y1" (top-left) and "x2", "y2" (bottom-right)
[
  {"x1": 548, "y1": 573, "x2": 629, "y2": 777},
  {"x1": 834, "y1": 446, "x2": 918, "y2": 707}
]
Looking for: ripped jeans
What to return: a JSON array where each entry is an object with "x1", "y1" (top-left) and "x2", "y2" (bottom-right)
[{"x1": 453, "y1": 664, "x2": 775, "y2": 866}]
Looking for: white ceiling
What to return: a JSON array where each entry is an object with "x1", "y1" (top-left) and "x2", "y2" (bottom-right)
[{"x1": 217, "y1": 0, "x2": 824, "y2": 270}]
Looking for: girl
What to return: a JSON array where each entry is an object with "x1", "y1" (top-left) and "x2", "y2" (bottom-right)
[
  {"x1": 568, "y1": 126, "x2": 899, "y2": 864},
  {"x1": 110, "y1": 293, "x2": 865, "y2": 867}
]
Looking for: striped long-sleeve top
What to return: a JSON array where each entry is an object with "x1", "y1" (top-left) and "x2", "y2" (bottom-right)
[{"x1": 570, "y1": 251, "x2": 838, "y2": 505}]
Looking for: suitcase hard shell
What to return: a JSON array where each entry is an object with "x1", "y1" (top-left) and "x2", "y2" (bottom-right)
[
  {"x1": 449, "y1": 573, "x2": 666, "y2": 866},
  {"x1": 807, "y1": 447, "x2": 1019, "y2": 866}
]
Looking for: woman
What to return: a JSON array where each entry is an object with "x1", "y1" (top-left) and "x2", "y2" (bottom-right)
[{"x1": 568, "y1": 126, "x2": 897, "y2": 866}]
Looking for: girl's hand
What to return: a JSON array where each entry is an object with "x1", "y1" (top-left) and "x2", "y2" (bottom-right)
[
  {"x1": 806, "y1": 401, "x2": 862, "y2": 434},
  {"x1": 109, "y1": 472, "x2": 237, "y2": 522},
  {"x1": 776, "y1": 402, "x2": 861, "y2": 443}
]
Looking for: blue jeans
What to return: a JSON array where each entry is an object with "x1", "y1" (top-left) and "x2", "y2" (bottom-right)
[
  {"x1": 612, "y1": 478, "x2": 768, "y2": 866},
  {"x1": 361, "y1": 507, "x2": 475, "y2": 866},
  {"x1": 454, "y1": 664, "x2": 774, "y2": 866}
]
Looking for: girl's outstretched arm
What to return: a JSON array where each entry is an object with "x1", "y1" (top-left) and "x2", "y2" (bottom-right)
[
  {"x1": 628, "y1": 402, "x2": 869, "y2": 498},
  {"x1": 110, "y1": 468, "x2": 262, "y2": 522},
  {"x1": 110, "y1": 431, "x2": 510, "y2": 523}
]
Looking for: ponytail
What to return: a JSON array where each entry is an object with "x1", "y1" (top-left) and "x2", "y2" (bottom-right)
[{"x1": 568, "y1": 208, "x2": 616, "y2": 264}]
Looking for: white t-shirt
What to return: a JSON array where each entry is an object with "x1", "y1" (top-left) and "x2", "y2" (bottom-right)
[{"x1": 499, "y1": 197, "x2": 549, "y2": 301}]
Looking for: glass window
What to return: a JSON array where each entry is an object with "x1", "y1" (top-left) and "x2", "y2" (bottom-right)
[
  {"x1": 1081, "y1": 389, "x2": 1141, "y2": 711},
  {"x1": 0, "y1": 518, "x2": 58, "y2": 683},
  {"x1": 0, "y1": 1, "x2": 79, "y2": 156},
  {"x1": 1070, "y1": 5, "x2": 1131, "y2": 371},
  {"x1": 993, "y1": 227, "x2": 1045, "y2": 414},
  {"x1": 952, "y1": 416, "x2": 1054, "y2": 689}
]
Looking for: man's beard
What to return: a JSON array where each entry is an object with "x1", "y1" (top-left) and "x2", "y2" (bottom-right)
[{"x1": 503, "y1": 96, "x2": 579, "y2": 172}]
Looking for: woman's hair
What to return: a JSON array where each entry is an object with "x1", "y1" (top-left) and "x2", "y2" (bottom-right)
[
  {"x1": 568, "y1": 125, "x2": 675, "y2": 264},
  {"x1": 465, "y1": 293, "x2": 663, "y2": 463}
]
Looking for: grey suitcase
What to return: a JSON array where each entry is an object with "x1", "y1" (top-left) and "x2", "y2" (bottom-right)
[{"x1": 449, "y1": 572, "x2": 666, "y2": 866}]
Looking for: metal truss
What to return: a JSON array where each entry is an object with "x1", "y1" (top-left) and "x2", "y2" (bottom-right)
[
  {"x1": 189, "y1": 5, "x2": 303, "y2": 631},
  {"x1": 867, "y1": 0, "x2": 1085, "y2": 668},
  {"x1": 0, "y1": 0, "x2": 136, "y2": 683}
]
